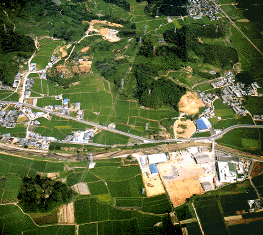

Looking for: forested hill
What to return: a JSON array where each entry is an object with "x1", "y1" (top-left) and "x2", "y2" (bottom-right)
[{"x1": 0, "y1": 1, "x2": 36, "y2": 86}]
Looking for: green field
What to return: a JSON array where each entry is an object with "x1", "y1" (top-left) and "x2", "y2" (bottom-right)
[
  {"x1": 213, "y1": 99, "x2": 235, "y2": 119},
  {"x1": 216, "y1": 128, "x2": 260, "y2": 154},
  {"x1": 0, "y1": 204, "x2": 75, "y2": 234},
  {"x1": 28, "y1": 70, "x2": 178, "y2": 144},
  {"x1": 31, "y1": 38, "x2": 62, "y2": 70},
  {"x1": 74, "y1": 197, "x2": 164, "y2": 231},
  {"x1": 34, "y1": 116, "x2": 93, "y2": 140}
]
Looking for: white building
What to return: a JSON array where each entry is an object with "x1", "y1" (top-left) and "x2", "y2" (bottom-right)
[
  {"x1": 217, "y1": 161, "x2": 237, "y2": 183},
  {"x1": 147, "y1": 153, "x2": 168, "y2": 165}
]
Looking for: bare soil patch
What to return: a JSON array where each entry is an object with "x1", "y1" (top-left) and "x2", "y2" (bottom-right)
[
  {"x1": 91, "y1": 20, "x2": 123, "y2": 28},
  {"x1": 71, "y1": 182, "x2": 90, "y2": 195},
  {"x1": 225, "y1": 216, "x2": 263, "y2": 226},
  {"x1": 57, "y1": 202, "x2": 75, "y2": 224},
  {"x1": 173, "y1": 119, "x2": 196, "y2": 139},
  {"x1": 164, "y1": 178, "x2": 204, "y2": 207},
  {"x1": 237, "y1": 19, "x2": 250, "y2": 23},
  {"x1": 158, "y1": 156, "x2": 206, "y2": 207},
  {"x1": 59, "y1": 46, "x2": 68, "y2": 58},
  {"x1": 47, "y1": 172, "x2": 60, "y2": 180},
  {"x1": 178, "y1": 91, "x2": 205, "y2": 115},
  {"x1": 80, "y1": 46, "x2": 90, "y2": 53},
  {"x1": 251, "y1": 161, "x2": 263, "y2": 177},
  {"x1": 142, "y1": 173, "x2": 166, "y2": 197},
  {"x1": 17, "y1": 114, "x2": 29, "y2": 123}
]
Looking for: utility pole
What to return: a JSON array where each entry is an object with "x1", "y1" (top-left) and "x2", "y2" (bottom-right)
[
  {"x1": 139, "y1": 36, "x2": 142, "y2": 45},
  {"x1": 156, "y1": 7, "x2": 159, "y2": 18},
  {"x1": 121, "y1": 78, "x2": 124, "y2": 89},
  {"x1": 144, "y1": 24, "x2": 147, "y2": 35}
]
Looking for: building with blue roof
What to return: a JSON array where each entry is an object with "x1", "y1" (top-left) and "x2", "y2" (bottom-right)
[
  {"x1": 149, "y1": 164, "x2": 159, "y2": 175},
  {"x1": 196, "y1": 117, "x2": 211, "y2": 131},
  {"x1": 63, "y1": 98, "x2": 69, "y2": 106}
]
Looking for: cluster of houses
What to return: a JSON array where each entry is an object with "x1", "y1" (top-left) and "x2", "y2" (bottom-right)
[
  {"x1": 1, "y1": 132, "x2": 52, "y2": 150},
  {"x1": 197, "y1": 71, "x2": 261, "y2": 120},
  {"x1": 0, "y1": 108, "x2": 18, "y2": 129},
  {"x1": 187, "y1": 0, "x2": 220, "y2": 21},
  {"x1": 197, "y1": 91, "x2": 217, "y2": 119},
  {"x1": 66, "y1": 129, "x2": 95, "y2": 143},
  {"x1": 211, "y1": 73, "x2": 235, "y2": 88},
  {"x1": 45, "y1": 99, "x2": 84, "y2": 119},
  {"x1": 0, "y1": 81, "x2": 11, "y2": 91},
  {"x1": 253, "y1": 115, "x2": 263, "y2": 121},
  {"x1": 220, "y1": 80, "x2": 260, "y2": 116},
  {"x1": 13, "y1": 73, "x2": 22, "y2": 89},
  {"x1": 24, "y1": 77, "x2": 35, "y2": 98}
]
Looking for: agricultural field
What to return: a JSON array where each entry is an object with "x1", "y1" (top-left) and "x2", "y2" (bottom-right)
[
  {"x1": 0, "y1": 154, "x2": 171, "y2": 234},
  {"x1": 115, "y1": 193, "x2": 172, "y2": 214},
  {"x1": 0, "y1": 153, "x2": 66, "y2": 203},
  {"x1": 216, "y1": 128, "x2": 261, "y2": 154},
  {"x1": 33, "y1": 116, "x2": 93, "y2": 140},
  {"x1": 213, "y1": 99, "x2": 236, "y2": 119},
  {"x1": 0, "y1": 90, "x2": 16, "y2": 101},
  {"x1": 174, "y1": 178, "x2": 261, "y2": 234},
  {"x1": 30, "y1": 69, "x2": 178, "y2": 144},
  {"x1": 31, "y1": 38, "x2": 63, "y2": 70}
]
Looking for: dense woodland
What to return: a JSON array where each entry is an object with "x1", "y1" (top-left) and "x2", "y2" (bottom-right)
[
  {"x1": 138, "y1": 0, "x2": 188, "y2": 17},
  {"x1": 0, "y1": 15, "x2": 35, "y2": 85},
  {"x1": 18, "y1": 175, "x2": 74, "y2": 212}
]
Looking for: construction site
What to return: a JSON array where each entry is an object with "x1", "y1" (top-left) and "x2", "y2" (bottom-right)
[{"x1": 135, "y1": 147, "x2": 216, "y2": 207}]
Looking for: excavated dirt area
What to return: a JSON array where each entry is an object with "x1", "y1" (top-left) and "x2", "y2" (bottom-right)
[
  {"x1": 59, "y1": 46, "x2": 68, "y2": 58},
  {"x1": 90, "y1": 20, "x2": 123, "y2": 28},
  {"x1": 178, "y1": 91, "x2": 205, "y2": 115},
  {"x1": 46, "y1": 172, "x2": 60, "y2": 179},
  {"x1": 142, "y1": 173, "x2": 166, "y2": 197},
  {"x1": 157, "y1": 154, "x2": 206, "y2": 207},
  {"x1": 57, "y1": 202, "x2": 75, "y2": 224},
  {"x1": 71, "y1": 182, "x2": 90, "y2": 195},
  {"x1": 173, "y1": 119, "x2": 196, "y2": 139},
  {"x1": 80, "y1": 46, "x2": 90, "y2": 53}
]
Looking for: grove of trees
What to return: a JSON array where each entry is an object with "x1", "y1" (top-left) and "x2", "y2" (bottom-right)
[{"x1": 18, "y1": 175, "x2": 75, "y2": 212}]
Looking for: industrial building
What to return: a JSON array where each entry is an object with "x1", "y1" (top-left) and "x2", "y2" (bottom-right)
[
  {"x1": 195, "y1": 117, "x2": 211, "y2": 131},
  {"x1": 147, "y1": 153, "x2": 168, "y2": 165}
]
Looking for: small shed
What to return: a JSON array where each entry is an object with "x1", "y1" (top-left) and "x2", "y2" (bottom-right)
[{"x1": 201, "y1": 182, "x2": 212, "y2": 192}]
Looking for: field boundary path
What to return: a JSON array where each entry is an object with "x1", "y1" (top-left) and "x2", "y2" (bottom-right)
[{"x1": 191, "y1": 202, "x2": 205, "y2": 235}]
